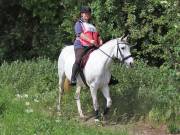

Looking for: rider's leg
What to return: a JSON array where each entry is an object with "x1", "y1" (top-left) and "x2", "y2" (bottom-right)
[
  {"x1": 71, "y1": 48, "x2": 85, "y2": 85},
  {"x1": 71, "y1": 63, "x2": 79, "y2": 85}
]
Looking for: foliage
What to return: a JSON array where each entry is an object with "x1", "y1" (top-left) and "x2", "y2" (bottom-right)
[
  {"x1": 110, "y1": 61, "x2": 179, "y2": 124},
  {"x1": 0, "y1": 0, "x2": 179, "y2": 67},
  {"x1": 168, "y1": 122, "x2": 180, "y2": 134}
]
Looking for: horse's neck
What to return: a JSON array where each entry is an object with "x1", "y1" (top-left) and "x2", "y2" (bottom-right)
[{"x1": 94, "y1": 40, "x2": 116, "y2": 69}]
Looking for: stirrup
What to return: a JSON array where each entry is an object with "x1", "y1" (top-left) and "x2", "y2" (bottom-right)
[
  {"x1": 70, "y1": 80, "x2": 76, "y2": 86},
  {"x1": 109, "y1": 78, "x2": 119, "y2": 85}
]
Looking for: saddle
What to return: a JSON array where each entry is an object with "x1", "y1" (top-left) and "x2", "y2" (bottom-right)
[
  {"x1": 78, "y1": 47, "x2": 96, "y2": 87},
  {"x1": 80, "y1": 47, "x2": 97, "y2": 69}
]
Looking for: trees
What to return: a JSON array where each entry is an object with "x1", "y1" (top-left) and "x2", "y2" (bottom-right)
[{"x1": 0, "y1": 0, "x2": 179, "y2": 67}]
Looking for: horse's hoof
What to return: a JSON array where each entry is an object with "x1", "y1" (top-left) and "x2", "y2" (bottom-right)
[
  {"x1": 80, "y1": 114, "x2": 85, "y2": 119},
  {"x1": 80, "y1": 115, "x2": 87, "y2": 121},
  {"x1": 80, "y1": 114, "x2": 85, "y2": 118}
]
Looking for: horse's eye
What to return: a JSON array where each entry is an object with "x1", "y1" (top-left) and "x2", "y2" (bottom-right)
[{"x1": 121, "y1": 47, "x2": 125, "y2": 50}]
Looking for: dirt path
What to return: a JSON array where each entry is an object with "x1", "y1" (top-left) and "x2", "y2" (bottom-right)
[
  {"x1": 128, "y1": 122, "x2": 175, "y2": 135},
  {"x1": 79, "y1": 115, "x2": 179, "y2": 135}
]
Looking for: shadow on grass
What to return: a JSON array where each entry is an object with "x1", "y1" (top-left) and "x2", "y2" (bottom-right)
[{"x1": 79, "y1": 85, "x2": 153, "y2": 124}]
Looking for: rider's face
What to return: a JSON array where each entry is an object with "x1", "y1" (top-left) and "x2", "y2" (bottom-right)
[{"x1": 81, "y1": 12, "x2": 91, "y2": 22}]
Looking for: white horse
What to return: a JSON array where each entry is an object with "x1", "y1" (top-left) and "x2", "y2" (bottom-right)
[{"x1": 57, "y1": 36, "x2": 133, "y2": 121}]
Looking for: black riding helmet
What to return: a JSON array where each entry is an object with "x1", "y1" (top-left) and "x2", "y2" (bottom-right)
[{"x1": 80, "y1": 6, "x2": 91, "y2": 13}]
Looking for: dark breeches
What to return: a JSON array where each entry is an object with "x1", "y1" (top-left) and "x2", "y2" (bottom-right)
[
  {"x1": 71, "y1": 47, "x2": 86, "y2": 83},
  {"x1": 74, "y1": 48, "x2": 86, "y2": 65}
]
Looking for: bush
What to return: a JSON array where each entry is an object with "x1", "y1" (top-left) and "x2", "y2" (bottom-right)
[
  {"x1": 0, "y1": 58, "x2": 58, "y2": 94},
  {"x1": 108, "y1": 61, "x2": 179, "y2": 123},
  {"x1": 168, "y1": 123, "x2": 180, "y2": 134}
]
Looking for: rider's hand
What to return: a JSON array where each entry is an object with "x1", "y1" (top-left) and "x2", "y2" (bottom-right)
[
  {"x1": 99, "y1": 39, "x2": 103, "y2": 45},
  {"x1": 90, "y1": 40, "x2": 97, "y2": 46}
]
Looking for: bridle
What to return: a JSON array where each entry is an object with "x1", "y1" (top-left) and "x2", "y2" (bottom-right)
[
  {"x1": 116, "y1": 40, "x2": 132, "y2": 63},
  {"x1": 97, "y1": 39, "x2": 132, "y2": 63}
]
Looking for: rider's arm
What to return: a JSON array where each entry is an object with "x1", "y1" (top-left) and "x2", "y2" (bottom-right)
[
  {"x1": 75, "y1": 22, "x2": 95, "y2": 45},
  {"x1": 74, "y1": 22, "x2": 83, "y2": 38},
  {"x1": 80, "y1": 33, "x2": 97, "y2": 45}
]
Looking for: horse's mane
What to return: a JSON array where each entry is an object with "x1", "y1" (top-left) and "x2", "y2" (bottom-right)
[{"x1": 96, "y1": 39, "x2": 115, "y2": 51}]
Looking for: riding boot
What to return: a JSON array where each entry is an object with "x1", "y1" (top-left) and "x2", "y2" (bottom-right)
[
  {"x1": 109, "y1": 75, "x2": 119, "y2": 85},
  {"x1": 71, "y1": 63, "x2": 79, "y2": 85}
]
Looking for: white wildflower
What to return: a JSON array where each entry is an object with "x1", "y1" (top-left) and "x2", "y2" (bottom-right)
[
  {"x1": 55, "y1": 119, "x2": 60, "y2": 123},
  {"x1": 34, "y1": 99, "x2": 39, "y2": 103},
  {"x1": 176, "y1": 72, "x2": 180, "y2": 76},
  {"x1": 25, "y1": 102, "x2": 30, "y2": 106},
  {"x1": 15, "y1": 94, "x2": 21, "y2": 98},
  {"x1": 25, "y1": 108, "x2": 33, "y2": 113},
  {"x1": 23, "y1": 94, "x2": 28, "y2": 98},
  {"x1": 160, "y1": 1, "x2": 168, "y2": 4},
  {"x1": 174, "y1": 24, "x2": 178, "y2": 28}
]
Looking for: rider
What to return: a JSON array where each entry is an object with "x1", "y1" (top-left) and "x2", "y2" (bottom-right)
[{"x1": 71, "y1": 6, "x2": 103, "y2": 85}]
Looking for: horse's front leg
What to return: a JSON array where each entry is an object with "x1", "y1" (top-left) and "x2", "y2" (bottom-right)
[
  {"x1": 101, "y1": 85, "x2": 112, "y2": 117},
  {"x1": 90, "y1": 86, "x2": 99, "y2": 121},
  {"x1": 75, "y1": 85, "x2": 85, "y2": 118},
  {"x1": 57, "y1": 75, "x2": 65, "y2": 115}
]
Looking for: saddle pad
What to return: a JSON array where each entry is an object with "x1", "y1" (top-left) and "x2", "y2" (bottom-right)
[{"x1": 80, "y1": 48, "x2": 96, "y2": 69}]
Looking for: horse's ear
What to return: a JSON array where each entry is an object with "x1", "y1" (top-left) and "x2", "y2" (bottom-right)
[
  {"x1": 123, "y1": 36, "x2": 128, "y2": 41},
  {"x1": 122, "y1": 34, "x2": 129, "y2": 42},
  {"x1": 120, "y1": 34, "x2": 125, "y2": 41},
  {"x1": 119, "y1": 34, "x2": 129, "y2": 41}
]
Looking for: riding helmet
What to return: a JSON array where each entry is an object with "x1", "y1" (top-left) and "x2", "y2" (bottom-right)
[{"x1": 80, "y1": 6, "x2": 91, "y2": 13}]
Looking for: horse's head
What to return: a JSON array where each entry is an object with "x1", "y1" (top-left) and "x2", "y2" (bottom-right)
[{"x1": 113, "y1": 36, "x2": 134, "y2": 67}]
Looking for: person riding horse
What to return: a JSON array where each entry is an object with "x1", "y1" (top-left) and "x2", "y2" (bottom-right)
[
  {"x1": 71, "y1": 6, "x2": 118, "y2": 85},
  {"x1": 71, "y1": 6, "x2": 103, "y2": 85}
]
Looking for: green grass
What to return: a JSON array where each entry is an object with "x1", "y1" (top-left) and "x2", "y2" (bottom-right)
[
  {"x1": 0, "y1": 58, "x2": 128, "y2": 135},
  {"x1": 0, "y1": 87, "x2": 128, "y2": 135},
  {"x1": 0, "y1": 58, "x2": 179, "y2": 134}
]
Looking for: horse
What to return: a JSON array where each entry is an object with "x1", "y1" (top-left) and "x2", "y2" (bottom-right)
[{"x1": 57, "y1": 36, "x2": 134, "y2": 121}]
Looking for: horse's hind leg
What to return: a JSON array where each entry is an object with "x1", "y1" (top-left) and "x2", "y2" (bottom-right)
[
  {"x1": 57, "y1": 72, "x2": 65, "y2": 114},
  {"x1": 75, "y1": 85, "x2": 85, "y2": 118},
  {"x1": 101, "y1": 85, "x2": 112, "y2": 116},
  {"x1": 90, "y1": 87, "x2": 99, "y2": 121}
]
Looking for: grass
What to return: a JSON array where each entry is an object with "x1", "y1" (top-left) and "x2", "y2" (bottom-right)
[
  {"x1": 0, "y1": 58, "x2": 179, "y2": 135},
  {"x1": 0, "y1": 89, "x2": 128, "y2": 135},
  {"x1": 0, "y1": 58, "x2": 128, "y2": 135}
]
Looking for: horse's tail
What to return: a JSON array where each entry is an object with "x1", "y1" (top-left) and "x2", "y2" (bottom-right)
[{"x1": 64, "y1": 77, "x2": 71, "y2": 93}]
